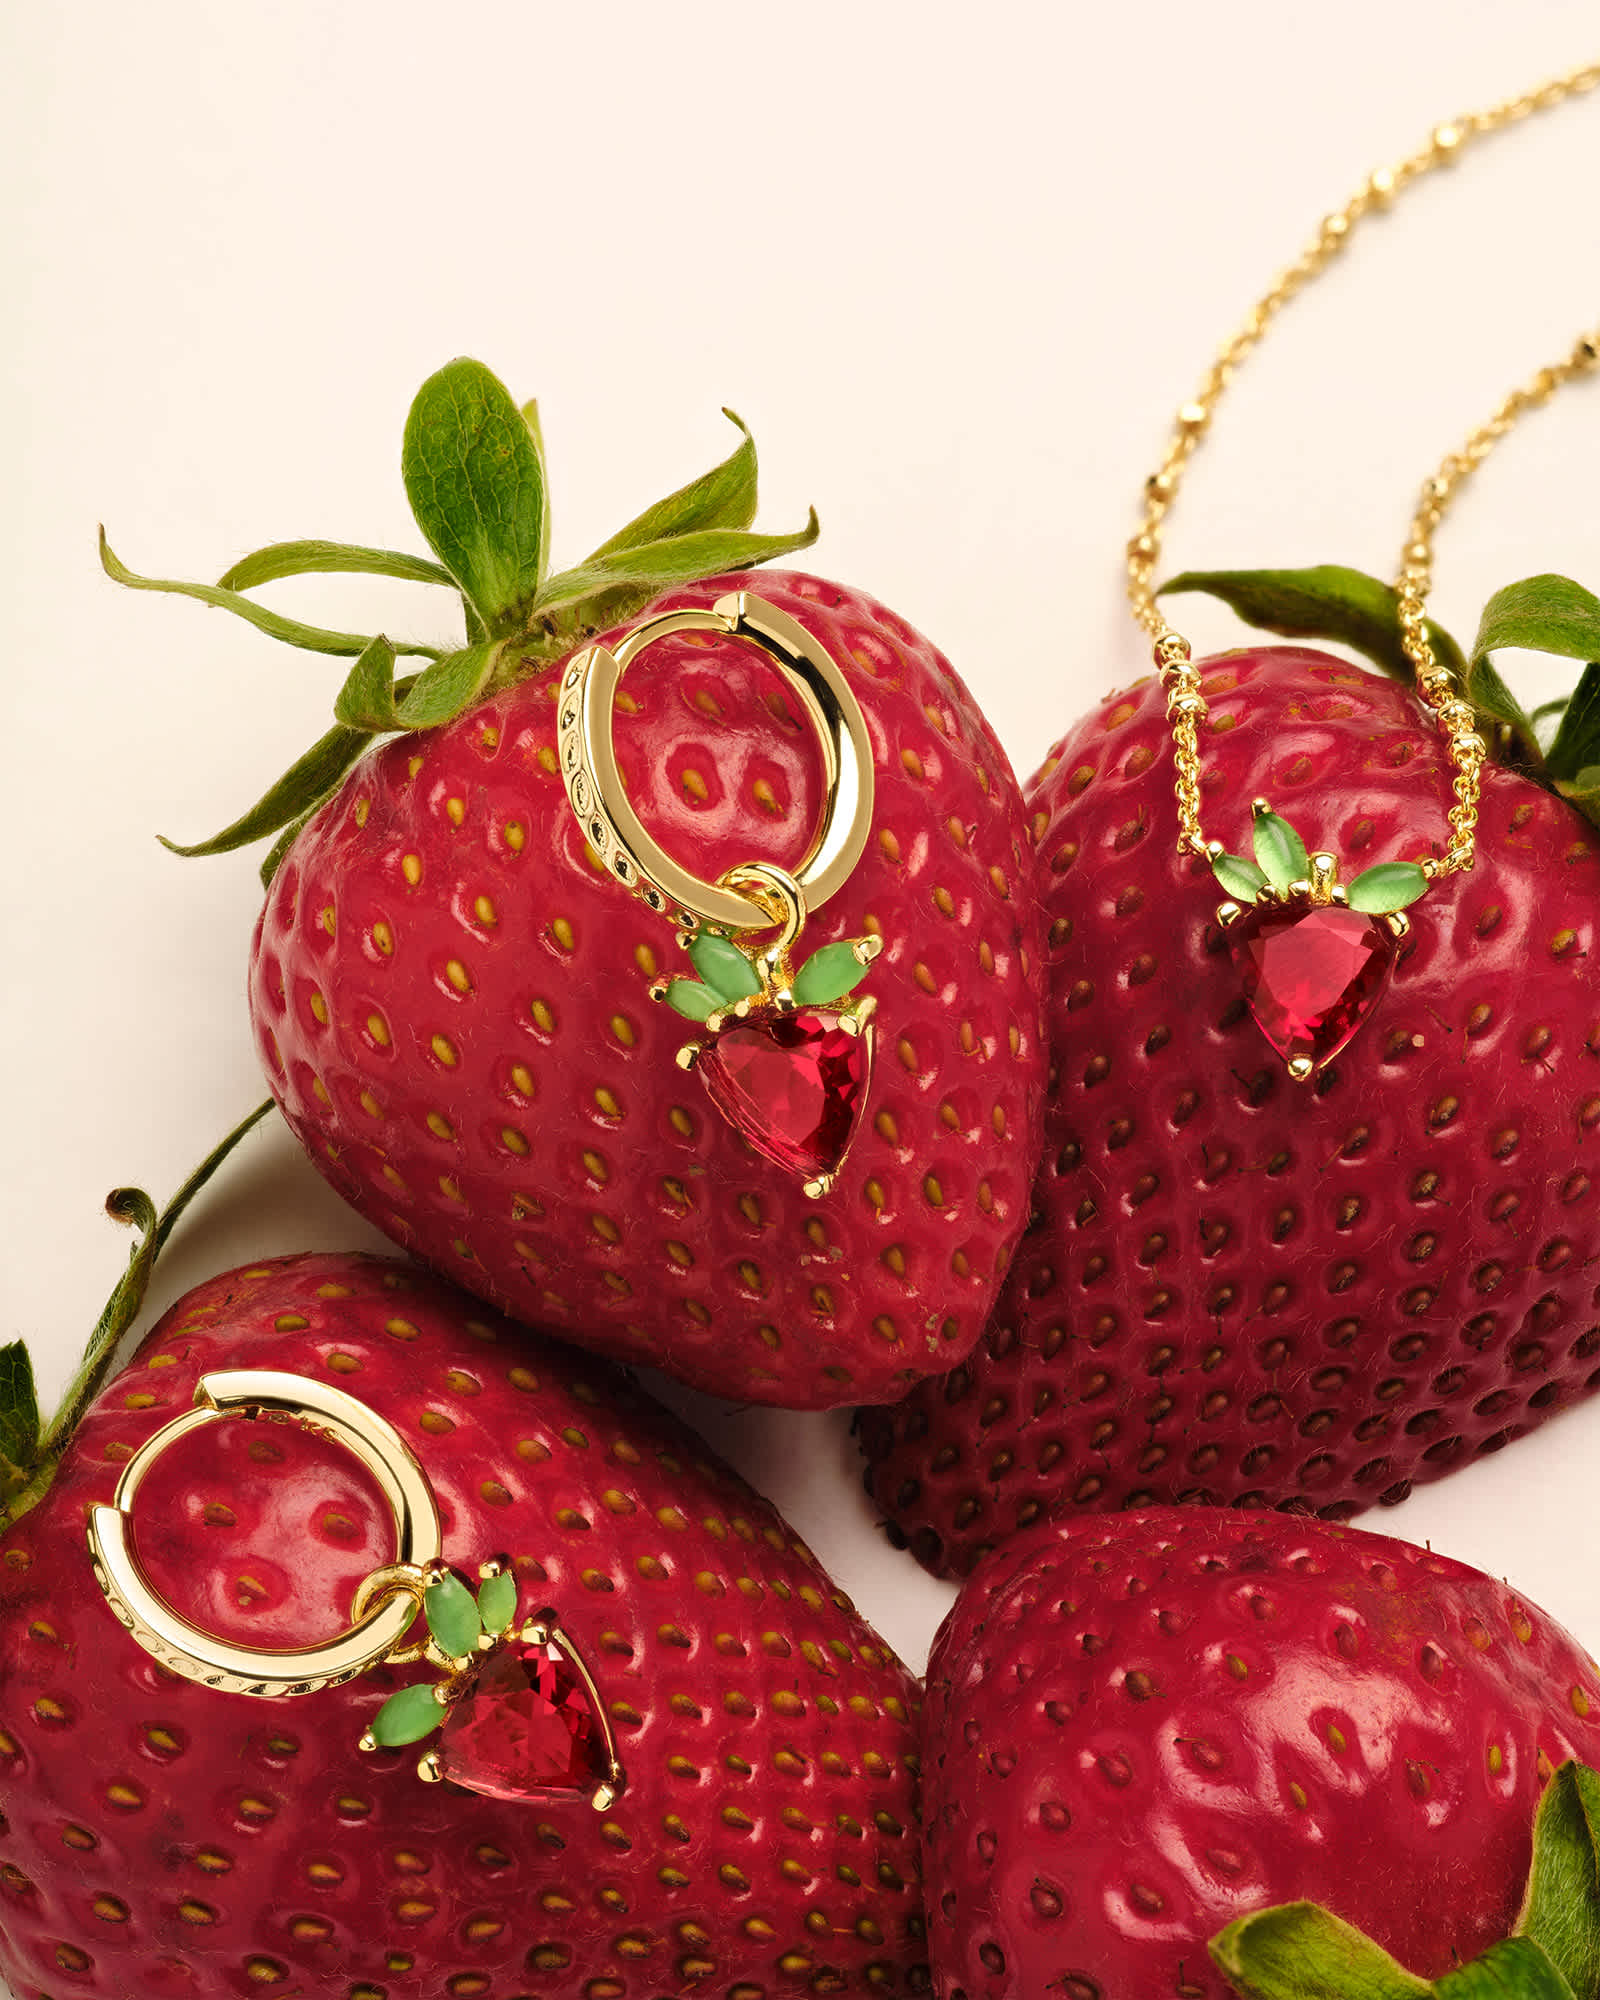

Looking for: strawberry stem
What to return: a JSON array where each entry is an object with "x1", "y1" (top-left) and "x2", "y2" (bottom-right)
[{"x1": 1, "y1": 1101, "x2": 275, "y2": 1531}]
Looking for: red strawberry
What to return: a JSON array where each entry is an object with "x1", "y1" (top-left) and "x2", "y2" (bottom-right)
[
  {"x1": 0, "y1": 1252, "x2": 929, "y2": 1998},
  {"x1": 921, "y1": 1508, "x2": 1600, "y2": 1998},
  {"x1": 109, "y1": 360, "x2": 1047, "y2": 1409},
  {"x1": 861, "y1": 639, "x2": 1600, "y2": 1576}
]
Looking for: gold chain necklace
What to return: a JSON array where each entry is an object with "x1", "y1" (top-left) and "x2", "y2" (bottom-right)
[{"x1": 1124, "y1": 61, "x2": 1598, "y2": 1077}]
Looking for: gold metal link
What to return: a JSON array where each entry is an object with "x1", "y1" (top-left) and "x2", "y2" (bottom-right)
[
  {"x1": 1394, "y1": 328, "x2": 1600, "y2": 875},
  {"x1": 1132, "y1": 61, "x2": 1600, "y2": 862}
]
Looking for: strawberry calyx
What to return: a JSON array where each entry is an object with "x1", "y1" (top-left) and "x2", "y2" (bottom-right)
[
  {"x1": 1210, "y1": 1759, "x2": 1600, "y2": 1999},
  {"x1": 0, "y1": 1100, "x2": 273, "y2": 1530},
  {"x1": 1162, "y1": 565, "x2": 1600, "y2": 832},
  {"x1": 101, "y1": 358, "x2": 820, "y2": 884}
]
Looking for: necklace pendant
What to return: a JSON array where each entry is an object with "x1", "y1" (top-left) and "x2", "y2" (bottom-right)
[{"x1": 1211, "y1": 800, "x2": 1428, "y2": 1081}]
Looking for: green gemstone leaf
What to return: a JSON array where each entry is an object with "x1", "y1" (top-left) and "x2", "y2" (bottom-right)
[
  {"x1": 333, "y1": 635, "x2": 401, "y2": 732},
  {"x1": 99, "y1": 529, "x2": 442, "y2": 660},
  {"x1": 476, "y1": 1569, "x2": 518, "y2": 1636},
  {"x1": 0, "y1": 1342, "x2": 41, "y2": 1502},
  {"x1": 1211, "y1": 850, "x2": 1269, "y2": 902},
  {"x1": 1346, "y1": 861, "x2": 1430, "y2": 914},
  {"x1": 217, "y1": 539, "x2": 457, "y2": 592},
  {"x1": 664, "y1": 978, "x2": 719, "y2": 1022},
  {"x1": 533, "y1": 514, "x2": 820, "y2": 632},
  {"x1": 1159, "y1": 565, "x2": 1468, "y2": 692},
  {"x1": 583, "y1": 409, "x2": 758, "y2": 561},
  {"x1": 793, "y1": 941, "x2": 870, "y2": 1005},
  {"x1": 1516, "y1": 1761, "x2": 1600, "y2": 1997},
  {"x1": 158, "y1": 723, "x2": 371, "y2": 859},
  {"x1": 369, "y1": 1682, "x2": 445, "y2": 1748},
  {"x1": 423, "y1": 1573, "x2": 482, "y2": 1658},
  {"x1": 1251, "y1": 806, "x2": 1309, "y2": 892},
  {"x1": 393, "y1": 642, "x2": 499, "y2": 731},
  {"x1": 1209, "y1": 1902, "x2": 1432, "y2": 1999},
  {"x1": 402, "y1": 358, "x2": 548, "y2": 635},
  {"x1": 1546, "y1": 662, "x2": 1600, "y2": 785},
  {"x1": 687, "y1": 933, "x2": 762, "y2": 1004},
  {"x1": 1434, "y1": 1937, "x2": 1577, "y2": 1999}
]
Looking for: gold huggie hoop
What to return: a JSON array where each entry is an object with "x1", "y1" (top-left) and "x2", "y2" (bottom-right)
[
  {"x1": 87, "y1": 1370, "x2": 442, "y2": 1697},
  {"x1": 557, "y1": 589, "x2": 876, "y2": 934}
]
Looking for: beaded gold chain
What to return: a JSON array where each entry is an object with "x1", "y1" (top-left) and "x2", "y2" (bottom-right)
[{"x1": 1125, "y1": 62, "x2": 1599, "y2": 874}]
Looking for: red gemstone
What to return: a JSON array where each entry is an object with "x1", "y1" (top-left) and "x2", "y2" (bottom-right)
[
  {"x1": 437, "y1": 1641, "x2": 605, "y2": 1803},
  {"x1": 696, "y1": 1008, "x2": 870, "y2": 1181},
  {"x1": 1228, "y1": 901, "x2": 1396, "y2": 1071}
]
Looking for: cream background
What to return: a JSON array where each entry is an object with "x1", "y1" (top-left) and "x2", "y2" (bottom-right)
[{"x1": 3, "y1": 9, "x2": 1599, "y2": 1975}]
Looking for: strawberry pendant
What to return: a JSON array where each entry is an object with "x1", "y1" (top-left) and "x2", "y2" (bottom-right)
[
  {"x1": 659, "y1": 870, "x2": 880, "y2": 1196},
  {"x1": 359, "y1": 1558, "x2": 624, "y2": 1810},
  {"x1": 1212, "y1": 798, "x2": 1430, "y2": 1079}
]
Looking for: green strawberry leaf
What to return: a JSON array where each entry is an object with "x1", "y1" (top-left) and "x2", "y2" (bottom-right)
[
  {"x1": 1516, "y1": 1762, "x2": 1600, "y2": 1997},
  {"x1": 1251, "y1": 804, "x2": 1309, "y2": 891},
  {"x1": 1555, "y1": 765, "x2": 1600, "y2": 836},
  {"x1": 402, "y1": 358, "x2": 548, "y2": 636},
  {"x1": 217, "y1": 539, "x2": 456, "y2": 592},
  {"x1": 1467, "y1": 575, "x2": 1600, "y2": 767},
  {"x1": 99, "y1": 530, "x2": 443, "y2": 660},
  {"x1": 0, "y1": 1343, "x2": 41, "y2": 1501},
  {"x1": 663, "y1": 978, "x2": 720, "y2": 1023},
  {"x1": 1347, "y1": 861, "x2": 1430, "y2": 914},
  {"x1": 519, "y1": 398, "x2": 552, "y2": 586},
  {"x1": 1212, "y1": 850, "x2": 1269, "y2": 902},
  {"x1": 583, "y1": 408, "x2": 759, "y2": 560},
  {"x1": 687, "y1": 933, "x2": 762, "y2": 1005},
  {"x1": 333, "y1": 635, "x2": 401, "y2": 731},
  {"x1": 1433, "y1": 1938, "x2": 1577, "y2": 1998},
  {"x1": 1546, "y1": 662, "x2": 1600, "y2": 784},
  {"x1": 792, "y1": 941, "x2": 871, "y2": 1005},
  {"x1": 393, "y1": 642, "x2": 500, "y2": 730},
  {"x1": 1210, "y1": 1902, "x2": 1432, "y2": 1999},
  {"x1": 369, "y1": 1682, "x2": 445, "y2": 1748},
  {"x1": 534, "y1": 515, "x2": 820, "y2": 628},
  {"x1": 1159, "y1": 564, "x2": 1468, "y2": 691},
  {"x1": 158, "y1": 722, "x2": 372, "y2": 858},
  {"x1": 1472, "y1": 574, "x2": 1600, "y2": 676},
  {"x1": 476, "y1": 1569, "x2": 518, "y2": 1636},
  {"x1": 423, "y1": 1572, "x2": 482, "y2": 1658}
]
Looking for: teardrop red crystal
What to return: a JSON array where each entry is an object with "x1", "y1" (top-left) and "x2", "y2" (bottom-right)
[
  {"x1": 1228, "y1": 901, "x2": 1396, "y2": 1071},
  {"x1": 437, "y1": 1641, "x2": 605, "y2": 1803},
  {"x1": 696, "y1": 1008, "x2": 869, "y2": 1180}
]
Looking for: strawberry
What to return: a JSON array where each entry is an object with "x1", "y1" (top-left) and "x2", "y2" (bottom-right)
[
  {"x1": 921, "y1": 1508, "x2": 1600, "y2": 1998},
  {"x1": 106, "y1": 358, "x2": 1046, "y2": 1409},
  {"x1": 0, "y1": 1245, "x2": 930, "y2": 1997},
  {"x1": 862, "y1": 572, "x2": 1600, "y2": 1576}
]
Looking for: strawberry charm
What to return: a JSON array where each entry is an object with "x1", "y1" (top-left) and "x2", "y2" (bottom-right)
[
  {"x1": 104, "y1": 358, "x2": 1047, "y2": 1410},
  {"x1": 661, "y1": 876, "x2": 881, "y2": 1196},
  {"x1": 1212, "y1": 797, "x2": 1427, "y2": 1078},
  {"x1": 359, "y1": 1565, "x2": 622, "y2": 1808}
]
